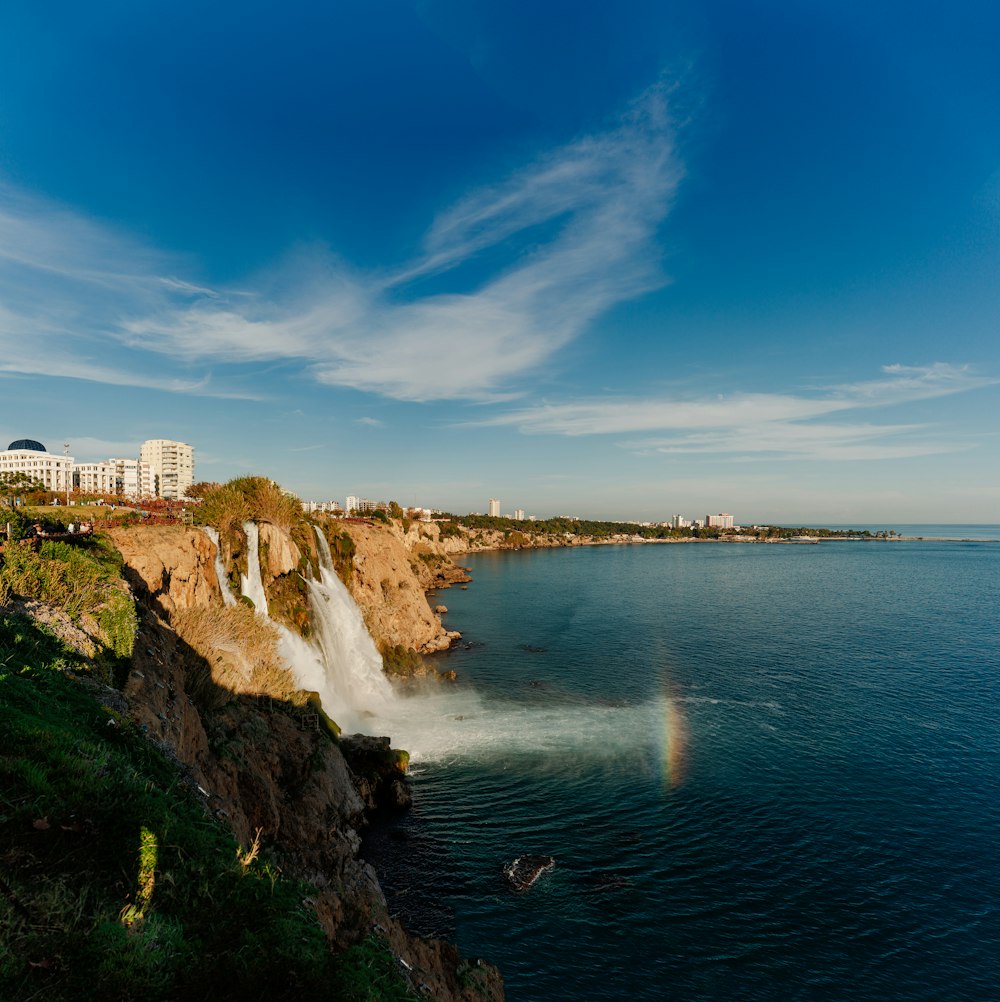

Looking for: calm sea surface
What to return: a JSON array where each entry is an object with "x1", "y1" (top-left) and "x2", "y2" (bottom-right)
[{"x1": 364, "y1": 536, "x2": 1000, "y2": 1001}]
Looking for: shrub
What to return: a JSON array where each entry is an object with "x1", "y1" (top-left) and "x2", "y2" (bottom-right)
[
  {"x1": 324, "y1": 526, "x2": 356, "y2": 586},
  {"x1": 195, "y1": 477, "x2": 302, "y2": 534},
  {"x1": 173, "y1": 604, "x2": 293, "y2": 706}
]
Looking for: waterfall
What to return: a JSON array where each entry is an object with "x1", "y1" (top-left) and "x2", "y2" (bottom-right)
[
  {"x1": 203, "y1": 527, "x2": 237, "y2": 607},
  {"x1": 237, "y1": 521, "x2": 663, "y2": 764},
  {"x1": 240, "y1": 521, "x2": 269, "y2": 615},
  {"x1": 278, "y1": 528, "x2": 398, "y2": 729}
]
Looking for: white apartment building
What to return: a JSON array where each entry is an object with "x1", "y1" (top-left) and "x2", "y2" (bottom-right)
[
  {"x1": 108, "y1": 458, "x2": 155, "y2": 499},
  {"x1": 706, "y1": 513, "x2": 734, "y2": 529},
  {"x1": 302, "y1": 500, "x2": 343, "y2": 514},
  {"x1": 489, "y1": 498, "x2": 501, "y2": 517},
  {"x1": 140, "y1": 439, "x2": 194, "y2": 500},
  {"x1": 0, "y1": 440, "x2": 74, "y2": 494},
  {"x1": 670, "y1": 514, "x2": 690, "y2": 529},
  {"x1": 514, "y1": 508, "x2": 525, "y2": 521},
  {"x1": 72, "y1": 461, "x2": 117, "y2": 495},
  {"x1": 345, "y1": 497, "x2": 382, "y2": 514}
]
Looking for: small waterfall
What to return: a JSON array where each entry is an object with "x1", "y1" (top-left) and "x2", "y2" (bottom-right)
[
  {"x1": 203, "y1": 526, "x2": 237, "y2": 607},
  {"x1": 240, "y1": 521, "x2": 269, "y2": 615}
]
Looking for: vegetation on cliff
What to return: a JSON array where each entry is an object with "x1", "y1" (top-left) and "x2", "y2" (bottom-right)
[
  {"x1": 323, "y1": 522, "x2": 358, "y2": 586},
  {"x1": 0, "y1": 537, "x2": 137, "y2": 679},
  {"x1": 192, "y1": 476, "x2": 302, "y2": 535},
  {"x1": 0, "y1": 613, "x2": 416, "y2": 1001}
]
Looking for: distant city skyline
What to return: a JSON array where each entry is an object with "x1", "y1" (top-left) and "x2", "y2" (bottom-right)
[{"x1": 1, "y1": 3, "x2": 998, "y2": 523}]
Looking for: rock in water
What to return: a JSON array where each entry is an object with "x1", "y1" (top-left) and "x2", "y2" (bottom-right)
[{"x1": 503, "y1": 854, "x2": 555, "y2": 892}]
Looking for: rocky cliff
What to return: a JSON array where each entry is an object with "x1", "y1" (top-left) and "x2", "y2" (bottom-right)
[
  {"x1": 78, "y1": 524, "x2": 502, "y2": 1001},
  {"x1": 336, "y1": 520, "x2": 462, "y2": 654}
]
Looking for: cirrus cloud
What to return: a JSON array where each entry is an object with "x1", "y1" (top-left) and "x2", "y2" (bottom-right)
[{"x1": 0, "y1": 82, "x2": 682, "y2": 403}]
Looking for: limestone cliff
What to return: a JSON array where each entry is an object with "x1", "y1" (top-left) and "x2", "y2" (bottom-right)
[
  {"x1": 91, "y1": 524, "x2": 502, "y2": 1001},
  {"x1": 336, "y1": 520, "x2": 461, "y2": 654}
]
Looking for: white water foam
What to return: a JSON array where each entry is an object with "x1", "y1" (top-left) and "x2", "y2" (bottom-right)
[{"x1": 240, "y1": 521, "x2": 269, "y2": 615}]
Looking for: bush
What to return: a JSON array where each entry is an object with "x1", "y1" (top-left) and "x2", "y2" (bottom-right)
[
  {"x1": 173, "y1": 604, "x2": 293, "y2": 707},
  {"x1": 195, "y1": 477, "x2": 302, "y2": 534},
  {"x1": 324, "y1": 526, "x2": 356, "y2": 586}
]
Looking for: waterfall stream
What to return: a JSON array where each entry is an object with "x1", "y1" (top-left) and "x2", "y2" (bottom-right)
[
  {"x1": 203, "y1": 526, "x2": 237, "y2": 607},
  {"x1": 274, "y1": 528, "x2": 399, "y2": 733},
  {"x1": 240, "y1": 521, "x2": 269, "y2": 615}
]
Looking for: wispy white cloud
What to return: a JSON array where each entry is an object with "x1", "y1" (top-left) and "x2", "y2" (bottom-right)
[
  {"x1": 353, "y1": 416, "x2": 384, "y2": 427},
  {"x1": 468, "y1": 364, "x2": 995, "y2": 461},
  {"x1": 0, "y1": 81, "x2": 681, "y2": 402},
  {"x1": 0, "y1": 186, "x2": 260, "y2": 398}
]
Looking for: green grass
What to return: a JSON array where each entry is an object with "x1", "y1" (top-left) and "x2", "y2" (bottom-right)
[
  {"x1": 0, "y1": 537, "x2": 137, "y2": 673},
  {"x1": 0, "y1": 613, "x2": 416, "y2": 1001}
]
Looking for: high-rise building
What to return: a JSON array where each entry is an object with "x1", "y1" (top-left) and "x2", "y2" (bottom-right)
[
  {"x1": 706, "y1": 513, "x2": 734, "y2": 528},
  {"x1": 514, "y1": 508, "x2": 525, "y2": 521},
  {"x1": 489, "y1": 498, "x2": 501, "y2": 517},
  {"x1": 670, "y1": 514, "x2": 689, "y2": 529},
  {"x1": 140, "y1": 439, "x2": 194, "y2": 500}
]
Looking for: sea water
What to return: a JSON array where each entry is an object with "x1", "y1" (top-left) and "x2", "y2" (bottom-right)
[{"x1": 363, "y1": 536, "x2": 1000, "y2": 1001}]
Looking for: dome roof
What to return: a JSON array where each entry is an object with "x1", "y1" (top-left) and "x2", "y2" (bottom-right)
[{"x1": 7, "y1": 439, "x2": 47, "y2": 452}]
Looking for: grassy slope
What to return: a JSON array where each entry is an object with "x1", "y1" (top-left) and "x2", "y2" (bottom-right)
[{"x1": 0, "y1": 600, "x2": 414, "y2": 1000}]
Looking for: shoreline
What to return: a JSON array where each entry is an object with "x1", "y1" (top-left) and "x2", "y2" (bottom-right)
[{"x1": 451, "y1": 534, "x2": 1000, "y2": 555}]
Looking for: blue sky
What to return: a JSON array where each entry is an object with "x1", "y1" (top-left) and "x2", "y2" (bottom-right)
[{"x1": 1, "y1": 0, "x2": 998, "y2": 523}]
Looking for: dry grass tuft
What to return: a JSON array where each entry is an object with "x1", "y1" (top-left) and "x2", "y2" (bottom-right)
[
  {"x1": 236, "y1": 828, "x2": 263, "y2": 873},
  {"x1": 173, "y1": 604, "x2": 296, "y2": 702},
  {"x1": 196, "y1": 477, "x2": 302, "y2": 535}
]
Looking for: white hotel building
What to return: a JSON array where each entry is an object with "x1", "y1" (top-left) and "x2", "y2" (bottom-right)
[
  {"x1": 706, "y1": 513, "x2": 735, "y2": 529},
  {"x1": 0, "y1": 439, "x2": 73, "y2": 494},
  {"x1": 1, "y1": 437, "x2": 186, "y2": 501}
]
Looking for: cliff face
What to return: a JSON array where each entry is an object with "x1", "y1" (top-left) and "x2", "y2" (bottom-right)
[
  {"x1": 94, "y1": 524, "x2": 502, "y2": 1001},
  {"x1": 105, "y1": 525, "x2": 222, "y2": 617},
  {"x1": 338, "y1": 521, "x2": 461, "y2": 653}
]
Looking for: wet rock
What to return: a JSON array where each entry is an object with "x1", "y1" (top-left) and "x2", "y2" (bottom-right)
[
  {"x1": 340, "y1": 733, "x2": 411, "y2": 815},
  {"x1": 503, "y1": 854, "x2": 555, "y2": 892}
]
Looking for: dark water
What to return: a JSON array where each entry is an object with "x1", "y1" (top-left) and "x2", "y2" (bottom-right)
[{"x1": 364, "y1": 538, "x2": 1000, "y2": 1000}]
